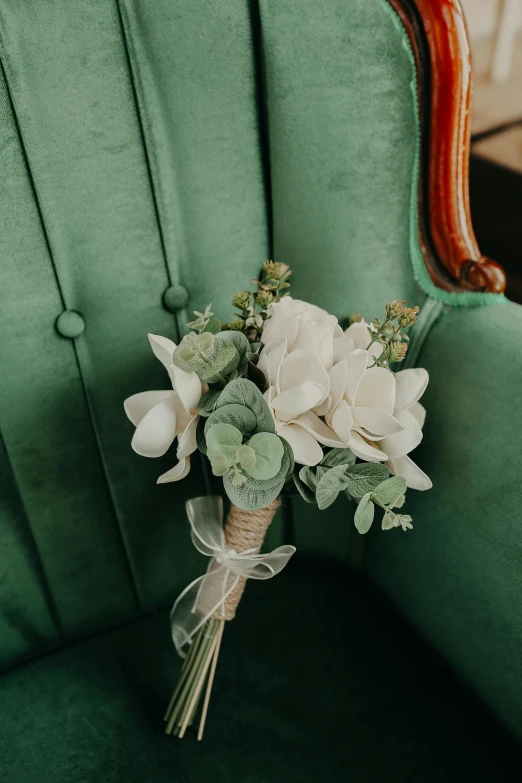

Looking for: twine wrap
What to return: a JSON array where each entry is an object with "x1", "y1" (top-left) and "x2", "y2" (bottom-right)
[
  {"x1": 170, "y1": 496, "x2": 294, "y2": 658},
  {"x1": 213, "y1": 499, "x2": 281, "y2": 621}
]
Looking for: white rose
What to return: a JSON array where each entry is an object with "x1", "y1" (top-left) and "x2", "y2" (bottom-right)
[{"x1": 261, "y1": 296, "x2": 340, "y2": 355}]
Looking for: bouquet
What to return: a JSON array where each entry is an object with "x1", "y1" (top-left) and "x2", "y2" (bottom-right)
[{"x1": 124, "y1": 262, "x2": 431, "y2": 738}]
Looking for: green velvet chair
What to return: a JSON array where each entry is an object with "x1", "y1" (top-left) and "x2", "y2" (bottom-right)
[{"x1": 0, "y1": 1, "x2": 520, "y2": 780}]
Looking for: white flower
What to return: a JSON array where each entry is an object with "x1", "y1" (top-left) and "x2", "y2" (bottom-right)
[
  {"x1": 378, "y1": 368, "x2": 432, "y2": 491},
  {"x1": 124, "y1": 334, "x2": 202, "y2": 483},
  {"x1": 326, "y1": 349, "x2": 404, "y2": 462},
  {"x1": 261, "y1": 296, "x2": 342, "y2": 368},
  {"x1": 333, "y1": 318, "x2": 383, "y2": 366}
]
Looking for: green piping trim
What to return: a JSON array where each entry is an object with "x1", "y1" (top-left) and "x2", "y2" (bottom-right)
[{"x1": 378, "y1": 0, "x2": 507, "y2": 309}]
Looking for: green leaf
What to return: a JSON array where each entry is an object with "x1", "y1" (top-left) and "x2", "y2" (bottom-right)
[
  {"x1": 244, "y1": 432, "x2": 284, "y2": 480},
  {"x1": 215, "y1": 378, "x2": 275, "y2": 434},
  {"x1": 354, "y1": 493, "x2": 375, "y2": 534},
  {"x1": 344, "y1": 463, "x2": 389, "y2": 499},
  {"x1": 203, "y1": 318, "x2": 222, "y2": 335},
  {"x1": 197, "y1": 390, "x2": 222, "y2": 417},
  {"x1": 293, "y1": 469, "x2": 316, "y2": 503},
  {"x1": 371, "y1": 476, "x2": 407, "y2": 507},
  {"x1": 299, "y1": 465, "x2": 318, "y2": 493},
  {"x1": 206, "y1": 423, "x2": 242, "y2": 464},
  {"x1": 316, "y1": 464, "x2": 352, "y2": 510},
  {"x1": 320, "y1": 448, "x2": 356, "y2": 468},
  {"x1": 196, "y1": 417, "x2": 207, "y2": 454},
  {"x1": 223, "y1": 472, "x2": 284, "y2": 511},
  {"x1": 281, "y1": 437, "x2": 294, "y2": 479},
  {"x1": 201, "y1": 345, "x2": 238, "y2": 380},
  {"x1": 246, "y1": 356, "x2": 267, "y2": 391},
  {"x1": 204, "y1": 403, "x2": 257, "y2": 437},
  {"x1": 214, "y1": 330, "x2": 250, "y2": 359},
  {"x1": 238, "y1": 438, "x2": 292, "y2": 491}
]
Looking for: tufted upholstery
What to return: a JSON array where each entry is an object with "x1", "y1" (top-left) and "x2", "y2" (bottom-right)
[
  {"x1": 0, "y1": 0, "x2": 424, "y2": 667},
  {"x1": 0, "y1": 0, "x2": 520, "y2": 778}
]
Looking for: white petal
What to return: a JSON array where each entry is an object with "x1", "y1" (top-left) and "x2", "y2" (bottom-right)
[
  {"x1": 348, "y1": 431, "x2": 388, "y2": 462},
  {"x1": 257, "y1": 341, "x2": 277, "y2": 380},
  {"x1": 386, "y1": 455, "x2": 432, "y2": 490},
  {"x1": 343, "y1": 319, "x2": 373, "y2": 347},
  {"x1": 312, "y1": 394, "x2": 332, "y2": 417},
  {"x1": 331, "y1": 400, "x2": 354, "y2": 443},
  {"x1": 395, "y1": 368, "x2": 429, "y2": 410},
  {"x1": 333, "y1": 336, "x2": 356, "y2": 363},
  {"x1": 354, "y1": 365, "x2": 396, "y2": 414},
  {"x1": 379, "y1": 408, "x2": 422, "y2": 460},
  {"x1": 333, "y1": 324, "x2": 344, "y2": 339},
  {"x1": 168, "y1": 364, "x2": 202, "y2": 414},
  {"x1": 157, "y1": 456, "x2": 191, "y2": 484},
  {"x1": 148, "y1": 333, "x2": 177, "y2": 371},
  {"x1": 292, "y1": 315, "x2": 336, "y2": 370},
  {"x1": 408, "y1": 401, "x2": 426, "y2": 429},
  {"x1": 280, "y1": 350, "x2": 330, "y2": 395},
  {"x1": 124, "y1": 391, "x2": 173, "y2": 426},
  {"x1": 351, "y1": 407, "x2": 403, "y2": 437},
  {"x1": 267, "y1": 338, "x2": 287, "y2": 393},
  {"x1": 271, "y1": 381, "x2": 327, "y2": 418},
  {"x1": 277, "y1": 422, "x2": 324, "y2": 466},
  {"x1": 176, "y1": 416, "x2": 198, "y2": 459},
  {"x1": 345, "y1": 349, "x2": 369, "y2": 405},
  {"x1": 291, "y1": 411, "x2": 345, "y2": 448},
  {"x1": 131, "y1": 396, "x2": 178, "y2": 457},
  {"x1": 326, "y1": 361, "x2": 348, "y2": 424}
]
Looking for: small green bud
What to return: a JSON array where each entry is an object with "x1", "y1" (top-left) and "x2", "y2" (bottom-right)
[
  {"x1": 232, "y1": 291, "x2": 252, "y2": 311},
  {"x1": 231, "y1": 468, "x2": 247, "y2": 487},
  {"x1": 236, "y1": 445, "x2": 256, "y2": 470},
  {"x1": 228, "y1": 319, "x2": 246, "y2": 332},
  {"x1": 210, "y1": 455, "x2": 230, "y2": 477}
]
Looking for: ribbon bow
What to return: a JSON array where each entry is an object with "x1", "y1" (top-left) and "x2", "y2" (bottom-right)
[{"x1": 170, "y1": 496, "x2": 296, "y2": 657}]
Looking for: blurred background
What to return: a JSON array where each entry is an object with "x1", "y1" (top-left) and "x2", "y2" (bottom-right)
[{"x1": 462, "y1": 0, "x2": 522, "y2": 302}]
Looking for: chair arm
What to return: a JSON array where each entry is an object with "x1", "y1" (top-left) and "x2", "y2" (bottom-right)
[{"x1": 366, "y1": 299, "x2": 522, "y2": 739}]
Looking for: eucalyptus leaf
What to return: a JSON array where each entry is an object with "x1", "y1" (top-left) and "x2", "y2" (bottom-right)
[
  {"x1": 197, "y1": 390, "x2": 222, "y2": 417},
  {"x1": 214, "y1": 330, "x2": 250, "y2": 359},
  {"x1": 281, "y1": 437, "x2": 294, "y2": 479},
  {"x1": 201, "y1": 345, "x2": 238, "y2": 381},
  {"x1": 371, "y1": 476, "x2": 407, "y2": 506},
  {"x1": 215, "y1": 378, "x2": 275, "y2": 434},
  {"x1": 316, "y1": 464, "x2": 352, "y2": 510},
  {"x1": 204, "y1": 403, "x2": 257, "y2": 437},
  {"x1": 354, "y1": 492, "x2": 375, "y2": 534},
  {"x1": 206, "y1": 423, "x2": 242, "y2": 464},
  {"x1": 240, "y1": 440, "x2": 292, "y2": 491},
  {"x1": 344, "y1": 462, "x2": 389, "y2": 499},
  {"x1": 299, "y1": 465, "x2": 318, "y2": 493},
  {"x1": 244, "y1": 432, "x2": 284, "y2": 480},
  {"x1": 203, "y1": 318, "x2": 222, "y2": 335},
  {"x1": 293, "y1": 469, "x2": 316, "y2": 503},
  {"x1": 223, "y1": 472, "x2": 284, "y2": 511},
  {"x1": 196, "y1": 417, "x2": 207, "y2": 455},
  {"x1": 320, "y1": 448, "x2": 356, "y2": 468}
]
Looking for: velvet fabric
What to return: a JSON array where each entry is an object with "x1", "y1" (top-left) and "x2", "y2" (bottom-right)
[
  {"x1": 0, "y1": 0, "x2": 519, "y2": 771},
  {"x1": 0, "y1": 0, "x2": 432, "y2": 666},
  {"x1": 366, "y1": 300, "x2": 522, "y2": 739},
  {"x1": 0, "y1": 565, "x2": 518, "y2": 783}
]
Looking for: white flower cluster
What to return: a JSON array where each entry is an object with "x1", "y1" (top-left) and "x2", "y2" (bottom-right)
[{"x1": 258, "y1": 297, "x2": 431, "y2": 490}]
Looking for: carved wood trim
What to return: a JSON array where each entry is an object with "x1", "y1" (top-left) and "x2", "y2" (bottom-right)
[{"x1": 387, "y1": 0, "x2": 506, "y2": 294}]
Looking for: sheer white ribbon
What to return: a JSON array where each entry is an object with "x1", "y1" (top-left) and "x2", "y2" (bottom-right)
[{"x1": 170, "y1": 496, "x2": 296, "y2": 657}]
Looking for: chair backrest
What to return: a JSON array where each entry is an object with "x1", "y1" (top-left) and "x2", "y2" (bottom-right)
[{"x1": 0, "y1": 0, "x2": 426, "y2": 669}]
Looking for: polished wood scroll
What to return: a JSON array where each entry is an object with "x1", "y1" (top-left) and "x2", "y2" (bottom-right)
[{"x1": 387, "y1": 0, "x2": 506, "y2": 294}]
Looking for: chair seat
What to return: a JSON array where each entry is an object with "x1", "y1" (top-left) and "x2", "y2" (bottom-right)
[{"x1": 0, "y1": 564, "x2": 516, "y2": 783}]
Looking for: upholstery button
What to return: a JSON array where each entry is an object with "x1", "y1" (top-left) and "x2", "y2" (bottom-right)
[
  {"x1": 163, "y1": 284, "x2": 189, "y2": 313},
  {"x1": 55, "y1": 310, "x2": 85, "y2": 338}
]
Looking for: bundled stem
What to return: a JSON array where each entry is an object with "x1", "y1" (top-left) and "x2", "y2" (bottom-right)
[{"x1": 164, "y1": 499, "x2": 281, "y2": 739}]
